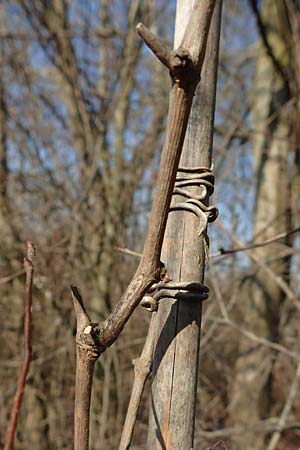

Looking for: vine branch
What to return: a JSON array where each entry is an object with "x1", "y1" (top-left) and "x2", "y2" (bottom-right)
[
  {"x1": 4, "y1": 242, "x2": 35, "y2": 450},
  {"x1": 71, "y1": 2, "x2": 217, "y2": 449}
]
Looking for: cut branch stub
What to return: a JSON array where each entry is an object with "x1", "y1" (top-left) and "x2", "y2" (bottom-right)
[
  {"x1": 136, "y1": 22, "x2": 175, "y2": 69},
  {"x1": 136, "y1": 23, "x2": 191, "y2": 72},
  {"x1": 71, "y1": 285, "x2": 91, "y2": 330},
  {"x1": 136, "y1": 23, "x2": 197, "y2": 87},
  {"x1": 137, "y1": 0, "x2": 216, "y2": 86},
  {"x1": 71, "y1": 286, "x2": 103, "y2": 450},
  {"x1": 71, "y1": 286, "x2": 103, "y2": 357}
]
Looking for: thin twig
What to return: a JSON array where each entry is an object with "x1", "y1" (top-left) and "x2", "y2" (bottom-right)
[
  {"x1": 0, "y1": 268, "x2": 26, "y2": 285},
  {"x1": 114, "y1": 246, "x2": 142, "y2": 258},
  {"x1": 210, "y1": 225, "x2": 300, "y2": 258},
  {"x1": 4, "y1": 242, "x2": 35, "y2": 450},
  {"x1": 212, "y1": 318, "x2": 300, "y2": 361},
  {"x1": 198, "y1": 419, "x2": 300, "y2": 439},
  {"x1": 119, "y1": 315, "x2": 157, "y2": 450},
  {"x1": 136, "y1": 23, "x2": 181, "y2": 71},
  {"x1": 217, "y1": 222, "x2": 300, "y2": 309},
  {"x1": 115, "y1": 226, "x2": 300, "y2": 261},
  {"x1": 266, "y1": 362, "x2": 300, "y2": 450}
]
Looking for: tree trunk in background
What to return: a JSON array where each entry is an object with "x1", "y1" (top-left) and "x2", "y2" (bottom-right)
[
  {"x1": 228, "y1": 1, "x2": 292, "y2": 448},
  {"x1": 0, "y1": 4, "x2": 14, "y2": 259},
  {"x1": 147, "y1": 2, "x2": 222, "y2": 449}
]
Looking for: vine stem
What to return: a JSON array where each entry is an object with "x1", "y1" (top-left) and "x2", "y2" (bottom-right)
[
  {"x1": 4, "y1": 242, "x2": 35, "y2": 450},
  {"x1": 71, "y1": 2, "x2": 216, "y2": 449}
]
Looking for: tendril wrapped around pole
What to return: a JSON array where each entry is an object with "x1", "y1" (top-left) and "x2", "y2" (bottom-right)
[{"x1": 170, "y1": 166, "x2": 218, "y2": 236}]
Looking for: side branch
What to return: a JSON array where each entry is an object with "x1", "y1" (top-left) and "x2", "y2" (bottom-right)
[
  {"x1": 136, "y1": 23, "x2": 191, "y2": 73},
  {"x1": 136, "y1": 23, "x2": 173, "y2": 69},
  {"x1": 118, "y1": 315, "x2": 158, "y2": 450},
  {"x1": 4, "y1": 242, "x2": 35, "y2": 450}
]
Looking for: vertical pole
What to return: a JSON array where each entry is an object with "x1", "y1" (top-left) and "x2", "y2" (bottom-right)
[{"x1": 147, "y1": 2, "x2": 222, "y2": 449}]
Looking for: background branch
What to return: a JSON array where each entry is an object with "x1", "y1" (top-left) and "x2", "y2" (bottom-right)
[
  {"x1": 210, "y1": 225, "x2": 300, "y2": 258},
  {"x1": 266, "y1": 362, "x2": 300, "y2": 450},
  {"x1": 118, "y1": 315, "x2": 157, "y2": 450},
  {"x1": 4, "y1": 242, "x2": 35, "y2": 450},
  {"x1": 248, "y1": 0, "x2": 290, "y2": 89}
]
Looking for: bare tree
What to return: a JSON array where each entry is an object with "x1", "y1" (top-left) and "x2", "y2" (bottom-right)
[
  {"x1": 228, "y1": 2, "x2": 300, "y2": 449},
  {"x1": 1, "y1": 2, "x2": 300, "y2": 450}
]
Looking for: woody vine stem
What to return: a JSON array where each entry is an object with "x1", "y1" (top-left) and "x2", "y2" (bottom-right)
[{"x1": 71, "y1": 2, "x2": 217, "y2": 449}]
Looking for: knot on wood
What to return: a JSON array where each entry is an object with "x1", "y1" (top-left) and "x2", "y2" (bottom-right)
[
  {"x1": 170, "y1": 166, "x2": 218, "y2": 237},
  {"x1": 136, "y1": 23, "x2": 200, "y2": 90},
  {"x1": 141, "y1": 281, "x2": 209, "y2": 312},
  {"x1": 76, "y1": 323, "x2": 104, "y2": 359},
  {"x1": 170, "y1": 50, "x2": 201, "y2": 90},
  {"x1": 169, "y1": 48, "x2": 199, "y2": 88}
]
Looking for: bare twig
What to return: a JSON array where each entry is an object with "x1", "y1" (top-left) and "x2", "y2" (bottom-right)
[
  {"x1": 4, "y1": 242, "x2": 35, "y2": 450},
  {"x1": 0, "y1": 268, "x2": 26, "y2": 285},
  {"x1": 115, "y1": 226, "x2": 300, "y2": 261},
  {"x1": 212, "y1": 318, "x2": 300, "y2": 361},
  {"x1": 94, "y1": 0, "x2": 216, "y2": 359},
  {"x1": 198, "y1": 418, "x2": 300, "y2": 439},
  {"x1": 266, "y1": 362, "x2": 300, "y2": 450},
  {"x1": 217, "y1": 222, "x2": 300, "y2": 309},
  {"x1": 136, "y1": 23, "x2": 184, "y2": 71},
  {"x1": 210, "y1": 226, "x2": 300, "y2": 258},
  {"x1": 114, "y1": 246, "x2": 142, "y2": 259},
  {"x1": 118, "y1": 315, "x2": 158, "y2": 450}
]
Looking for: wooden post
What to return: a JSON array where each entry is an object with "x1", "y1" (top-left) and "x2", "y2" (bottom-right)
[{"x1": 147, "y1": 2, "x2": 222, "y2": 449}]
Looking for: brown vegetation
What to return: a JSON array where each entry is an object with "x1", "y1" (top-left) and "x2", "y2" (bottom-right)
[{"x1": 0, "y1": 1, "x2": 300, "y2": 450}]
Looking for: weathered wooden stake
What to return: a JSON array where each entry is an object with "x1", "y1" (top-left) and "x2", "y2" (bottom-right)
[{"x1": 147, "y1": 2, "x2": 222, "y2": 449}]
